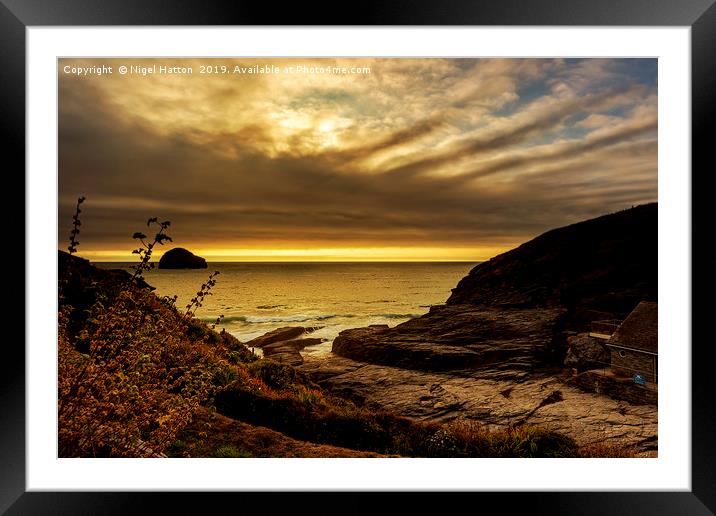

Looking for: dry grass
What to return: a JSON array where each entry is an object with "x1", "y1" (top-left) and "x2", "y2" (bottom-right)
[{"x1": 577, "y1": 442, "x2": 638, "y2": 458}]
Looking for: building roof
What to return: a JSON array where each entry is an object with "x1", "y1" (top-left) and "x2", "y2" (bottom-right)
[{"x1": 608, "y1": 301, "x2": 658, "y2": 353}]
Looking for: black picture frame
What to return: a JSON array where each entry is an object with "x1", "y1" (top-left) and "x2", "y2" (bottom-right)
[{"x1": 3, "y1": 1, "x2": 714, "y2": 514}]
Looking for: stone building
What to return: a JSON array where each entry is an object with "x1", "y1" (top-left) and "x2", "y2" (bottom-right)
[{"x1": 606, "y1": 301, "x2": 658, "y2": 383}]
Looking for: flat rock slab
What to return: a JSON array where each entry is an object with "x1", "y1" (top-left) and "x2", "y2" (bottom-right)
[
  {"x1": 332, "y1": 305, "x2": 566, "y2": 371},
  {"x1": 298, "y1": 355, "x2": 657, "y2": 455}
]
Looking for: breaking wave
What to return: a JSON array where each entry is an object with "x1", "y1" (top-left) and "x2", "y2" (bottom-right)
[{"x1": 201, "y1": 312, "x2": 421, "y2": 324}]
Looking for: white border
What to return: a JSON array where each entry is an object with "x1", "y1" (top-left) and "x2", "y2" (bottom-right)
[{"x1": 27, "y1": 27, "x2": 691, "y2": 491}]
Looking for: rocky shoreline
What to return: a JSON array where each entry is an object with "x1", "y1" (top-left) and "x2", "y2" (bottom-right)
[
  {"x1": 241, "y1": 204, "x2": 658, "y2": 456},
  {"x1": 236, "y1": 320, "x2": 657, "y2": 456}
]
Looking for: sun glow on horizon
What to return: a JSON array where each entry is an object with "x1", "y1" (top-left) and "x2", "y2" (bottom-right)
[{"x1": 74, "y1": 245, "x2": 511, "y2": 263}]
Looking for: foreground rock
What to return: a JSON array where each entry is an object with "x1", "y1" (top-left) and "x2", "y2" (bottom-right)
[
  {"x1": 298, "y1": 356, "x2": 657, "y2": 455},
  {"x1": 158, "y1": 247, "x2": 207, "y2": 269},
  {"x1": 333, "y1": 305, "x2": 566, "y2": 372},
  {"x1": 246, "y1": 327, "x2": 323, "y2": 366},
  {"x1": 564, "y1": 333, "x2": 610, "y2": 372}
]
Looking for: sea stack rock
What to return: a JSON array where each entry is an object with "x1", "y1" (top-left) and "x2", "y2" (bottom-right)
[{"x1": 158, "y1": 248, "x2": 208, "y2": 269}]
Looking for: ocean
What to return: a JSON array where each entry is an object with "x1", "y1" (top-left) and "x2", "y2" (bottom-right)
[{"x1": 95, "y1": 262, "x2": 476, "y2": 358}]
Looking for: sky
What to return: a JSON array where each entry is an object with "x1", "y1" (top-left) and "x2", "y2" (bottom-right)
[{"x1": 58, "y1": 58, "x2": 657, "y2": 262}]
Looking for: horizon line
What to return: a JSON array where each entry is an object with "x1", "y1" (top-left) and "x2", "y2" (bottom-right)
[{"x1": 89, "y1": 259, "x2": 482, "y2": 264}]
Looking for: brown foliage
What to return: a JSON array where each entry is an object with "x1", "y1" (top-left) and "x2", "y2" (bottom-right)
[{"x1": 58, "y1": 287, "x2": 229, "y2": 457}]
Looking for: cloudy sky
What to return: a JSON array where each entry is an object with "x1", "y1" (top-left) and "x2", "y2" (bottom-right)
[{"x1": 58, "y1": 58, "x2": 657, "y2": 262}]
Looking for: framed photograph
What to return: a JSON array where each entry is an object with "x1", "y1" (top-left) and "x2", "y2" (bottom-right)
[{"x1": 5, "y1": 0, "x2": 714, "y2": 513}]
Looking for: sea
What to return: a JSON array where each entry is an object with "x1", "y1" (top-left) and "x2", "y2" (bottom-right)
[{"x1": 95, "y1": 262, "x2": 476, "y2": 359}]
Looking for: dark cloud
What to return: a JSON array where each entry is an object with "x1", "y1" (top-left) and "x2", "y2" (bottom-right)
[{"x1": 328, "y1": 117, "x2": 446, "y2": 163}]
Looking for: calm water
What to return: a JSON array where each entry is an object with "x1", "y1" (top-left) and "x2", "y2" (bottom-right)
[{"x1": 95, "y1": 262, "x2": 476, "y2": 358}]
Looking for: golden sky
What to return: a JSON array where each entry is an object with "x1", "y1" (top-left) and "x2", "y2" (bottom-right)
[{"x1": 58, "y1": 58, "x2": 657, "y2": 262}]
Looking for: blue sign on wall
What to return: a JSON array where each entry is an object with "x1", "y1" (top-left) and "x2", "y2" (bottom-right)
[{"x1": 633, "y1": 374, "x2": 646, "y2": 385}]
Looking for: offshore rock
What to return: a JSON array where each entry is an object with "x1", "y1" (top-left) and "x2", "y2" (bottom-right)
[{"x1": 158, "y1": 248, "x2": 207, "y2": 269}]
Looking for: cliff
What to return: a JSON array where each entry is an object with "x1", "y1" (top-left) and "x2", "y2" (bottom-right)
[{"x1": 448, "y1": 203, "x2": 657, "y2": 314}]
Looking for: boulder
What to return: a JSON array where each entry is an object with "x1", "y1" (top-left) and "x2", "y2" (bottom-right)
[
  {"x1": 244, "y1": 327, "x2": 314, "y2": 348},
  {"x1": 158, "y1": 248, "x2": 207, "y2": 269},
  {"x1": 563, "y1": 333, "x2": 610, "y2": 371},
  {"x1": 263, "y1": 338, "x2": 323, "y2": 354},
  {"x1": 244, "y1": 328, "x2": 323, "y2": 366}
]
